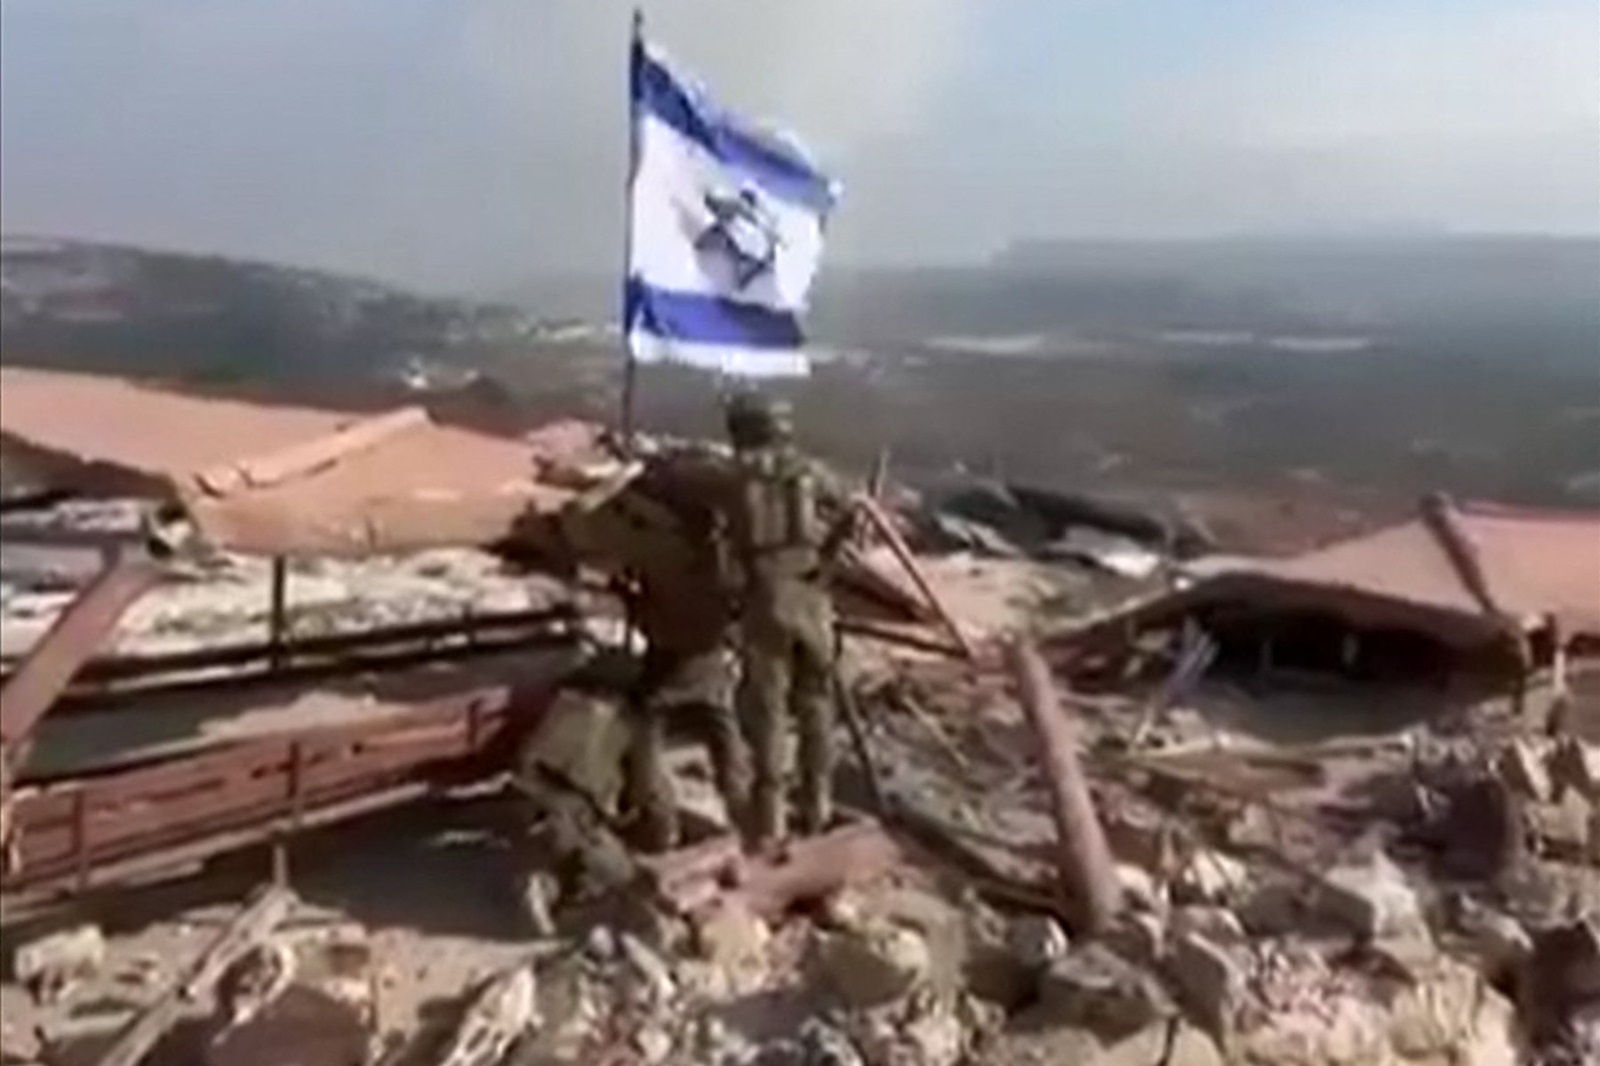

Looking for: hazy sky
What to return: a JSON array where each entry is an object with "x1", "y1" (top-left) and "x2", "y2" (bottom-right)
[{"x1": 3, "y1": 0, "x2": 1597, "y2": 292}]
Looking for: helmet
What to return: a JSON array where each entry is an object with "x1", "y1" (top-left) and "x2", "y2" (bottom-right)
[{"x1": 724, "y1": 390, "x2": 792, "y2": 449}]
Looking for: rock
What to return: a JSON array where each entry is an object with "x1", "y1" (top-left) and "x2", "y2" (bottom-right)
[
  {"x1": 632, "y1": 1024, "x2": 674, "y2": 1064},
  {"x1": 1005, "y1": 914, "x2": 1069, "y2": 971},
  {"x1": 900, "y1": 1003, "x2": 966, "y2": 1066},
  {"x1": 1451, "y1": 899, "x2": 1530, "y2": 979},
  {"x1": 1385, "y1": 954, "x2": 1517, "y2": 1066},
  {"x1": 619, "y1": 933, "x2": 677, "y2": 1006},
  {"x1": 1224, "y1": 803, "x2": 1278, "y2": 852},
  {"x1": 518, "y1": 870, "x2": 559, "y2": 939},
  {"x1": 1170, "y1": 906, "x2": 1247, "y2": 946},
  {"x1": 1497, "y1": 739, "x2": 1551, "y2": 801},
  {"x1": 819, "y1": 920, "x2": 931, "y2": 1008},
  {"x1": 693, "y1": 901, "x2": 771, "y2": 973},
  {"x1": 819, "y1": 888, "x2": 866, "y2": 931},
  {"x1": 1549, "y1": 737, "x2": 1600, "y2": 801},
  {"x1": 13, "y1": 924, "x2": 104, "y2": 1003},
  {"x1": 798, "y1": 1018, "x2": 865, "y2": 1066},
  {"x1": 1528, "y1": 792, "x2": 1593, "y2": 859},
  {"x1": 1107, "y1": 912, "x2": 1165, "y2": 967},
  {"x1": 436, "y1": 965, "x2": 538, "y2": 1066},
  {"x1": 1165, "y1": 1024, "x2": 1226, "y2": 1066},
  {"x1": 1114, "y1": 863, "x2": 1165, "y2": 914},
  {"x1": 1318, "y1": 851, "x2": 1427, "y2": 942},
  {"x1": 584, "y1": 925, "x2": 618, "y2": 962},
  {"x1": 1236, "y1": 881, "x2": 1304, "y2": 937},
  {"x1": 1522, "y1": 917, "x2": 1600, "y2": 1043},
  {"x1": 1168, "y1": 932, "x2": 1244, "y2": 1038},
  {"x1": 1173, "y1": 848, "x2": 1248, "y2": 905},
  {"x1": 1035, "y1": 944, "x2": 1175, "y2": 1041},
  {"x1": 1104, "y1": 807, "x2": 1178, "y2": 877}
]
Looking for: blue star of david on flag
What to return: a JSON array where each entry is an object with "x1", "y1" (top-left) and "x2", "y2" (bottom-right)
[{"x1": 624, "y1": 33, "x2": 841, "y2": 378}]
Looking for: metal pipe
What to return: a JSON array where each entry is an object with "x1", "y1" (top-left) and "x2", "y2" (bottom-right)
[
  {"x1": 0, "y1": 554, "x2": 161, "y2": 752},
  {"x1": 267, "y1": 557, "x2": 289, "y2": 672},
  {"x1": 1007, "y1": 637, "x2": 1120, "y2": 935}
]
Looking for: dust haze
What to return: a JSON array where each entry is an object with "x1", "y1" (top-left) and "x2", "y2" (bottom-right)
[{"x1": 2, "y1": 0, "x2": 1597, "y2": 292}]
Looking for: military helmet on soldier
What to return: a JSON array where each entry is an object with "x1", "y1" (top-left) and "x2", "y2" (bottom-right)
[{"x1": 724, "y1": 389, "x2": 792, "y2": 449}]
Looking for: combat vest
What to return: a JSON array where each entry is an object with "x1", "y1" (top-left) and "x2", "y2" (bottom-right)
[{"x1": 733, "y1": 446, "x2": 825, "y2": 584}]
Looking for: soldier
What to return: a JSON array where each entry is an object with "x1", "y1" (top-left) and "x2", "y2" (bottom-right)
[
  {"x1": 722, "y1": 390, "x2": 857, "y2": 846},
  {"x1": 545, "y1": 452, "x2": 753, "y2": 853},
  {"x1": 511, "y1": 669, "x2": 641, "y2": 922},
  {"x1": 619, "y1": 463, "x2": 753, "y2": 852}
]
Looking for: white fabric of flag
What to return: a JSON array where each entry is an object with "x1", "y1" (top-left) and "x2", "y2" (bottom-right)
[{"x1": 625, "y1": 36, "x2": 840, "y2": 378}]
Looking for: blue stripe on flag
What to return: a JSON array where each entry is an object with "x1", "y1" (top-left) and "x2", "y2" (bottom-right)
[
  {"x1": 631, "y1": 40, "x2": 838, "y2": 215},
  {"x1": 626, "y1": 279, "x2": 805, "y2": 350}
]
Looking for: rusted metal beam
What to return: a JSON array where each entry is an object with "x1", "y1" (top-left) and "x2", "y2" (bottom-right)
[
  {"x1": 858, "y1": 497, "x2": 975, "y2": 660},
  {"x1": 0, "y1": 554, "x2": 161, "y2": 751},
  {"x1": 2, "y1": 604, "x2": 574, "y2": 690},
  {"x1": 1007, "y1": 637, "x2": 1120, "y2": 935},
  {"x1": 3, "y1": 680, "x2": 555, "y2": 902},
  {"x1": 644, "y1": 820, "x2": 901, "y2": 919},
  {"x1": 193, "y1": 406, "x2": 427, "y2": 496}
]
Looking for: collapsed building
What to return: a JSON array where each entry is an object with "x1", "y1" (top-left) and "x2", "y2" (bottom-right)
[{"x1": 3, "y1": 366, "x2": 1600, "y2": 1066}]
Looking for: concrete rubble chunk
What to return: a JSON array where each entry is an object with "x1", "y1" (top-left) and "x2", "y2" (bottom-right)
[
  {"x1": 619, "y1": 932, "x2": 677, "y2": 1007},
  {"x1": 1035, "y1": 943, "x2": 1176, "y2": 1041},
  {"x1": 1318, "y1": 850, "x2": 1427, "y2": 942},
  {"x1": 692, "y1": 900, "x2": 771, "y2": 973},
  {"x1": 798, "y1": 1018, "x2": 866, "y2": 1066},
  {"x1": 435, "y1": 964, "x2": 538, "y2": 1066},
  {"x1": 1114, "y1": 862, "x2": 1165, "y2": 914},
  {"x1": 1527, "y1": 791, "x2": 1594, "y2": 859},
  {"x1": 1173, "y1": 848, "x2": 1249, "y2": 905},
  {"x1": 1236, "y1": 881, "x2": 1305, "y2": 937},
  {"x1": 819, "y1": 919, "x2": 932, "y2": 1009},
  {"x1": 1385, "y1": 954, "x2": 1517, "y2": 1066},
  {"x1": 1004, "y1": 914, "x2": 1070, "y2": 972},
  {"x1": 1104, "y1": 806, "x2": 1178, "y2": 877},
  {"x1": 1168, "y1": 932, "x2": 1244, "y2": 1038},
  {"x1": 1549, "y1": 737, "x2": 1600, "y2": 800},
  {"x1": 1107, "y1": 911, "x2": 1166, "y2": 968},
  {"x1": 12, "y1": 924, "x2": 105, "y2": 1004},
  {"x1": 1170, "y1": 905, "x2": 1248, "y2": 946},
  {"x1": 1497, "y1": 739, "x2": 1551, "y2": 801}
]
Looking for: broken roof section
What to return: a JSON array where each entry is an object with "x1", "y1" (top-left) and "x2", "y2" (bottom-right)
[
  {"x1": 0, "y1": 367, "x2": 593, "y2": 557},
  {"x1": 1063, "y1": 496, "x2": 1600, "y2": 657}
]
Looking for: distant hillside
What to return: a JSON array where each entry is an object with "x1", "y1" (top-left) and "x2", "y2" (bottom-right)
[{"x1": 0, "y1": 236, "x2": 556, "y2": 387}]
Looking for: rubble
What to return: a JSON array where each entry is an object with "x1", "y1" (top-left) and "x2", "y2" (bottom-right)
[
  {"x1": 11, "y1": 923, "x2": 105, "y2": 1004},
  {"x1": 1033, "y1": 943, "x2": 1176, "y2": 1040},
  {"x1": 1317, "y1": 850, "x2": 1428, "y2": 942},
  {"x1": 818, "y1": 919, "x2": 932, "y2": 1009},
  {"x1": 6, "y1": 374, "x2": 1600, "y2": 1065}
]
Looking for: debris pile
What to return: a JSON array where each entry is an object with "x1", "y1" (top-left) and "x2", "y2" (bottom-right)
[{"x1": 2, "y1": 369, "x2": 1598, "y2": 1064}]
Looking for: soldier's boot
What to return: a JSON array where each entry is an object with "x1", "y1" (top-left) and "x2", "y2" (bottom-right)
[
  {"x1": 794, "y1": 650, "x2": 836, "y2": 837},
  {"x1": 625, "y1": 712, "x2": 680, "y2": 853}
]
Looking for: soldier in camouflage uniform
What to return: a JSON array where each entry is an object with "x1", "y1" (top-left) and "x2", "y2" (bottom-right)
[
  {"x1": 512, "y1": 669, "x2": 641, "y2": 910},
  {"x1": 622, "y1": 525, "x2": 752, "y2": 853},
  {"x1": 547, "y1": 451, "x2": 753, "y2": 853},
  {"x1": 722, "y1": 391, "x2": 856, "y2": 845}
]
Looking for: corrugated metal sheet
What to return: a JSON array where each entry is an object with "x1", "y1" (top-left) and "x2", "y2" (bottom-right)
[
  {"x1": 1234, "y1": 501, "x2": 1600, "y2": 637},
  {"x1": 0, "y1": 368, "x2": 597, "y2": 556}
]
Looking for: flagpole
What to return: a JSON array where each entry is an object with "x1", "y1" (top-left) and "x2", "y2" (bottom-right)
[{"x1": 618, "y1": 7, "x2": 643, "y2": 454}]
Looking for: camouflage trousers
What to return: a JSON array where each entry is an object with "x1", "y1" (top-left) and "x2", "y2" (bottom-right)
[
  {"x1": 740, "y1": 623, "x2": 836, "y2": 846},
  {"x1": 625, "y1": 645, "x2": 752, "y2": 852}
]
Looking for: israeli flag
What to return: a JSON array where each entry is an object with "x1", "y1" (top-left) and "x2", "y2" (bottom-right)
[{"x1": 625, "y1": 34, "x2": 840, "y2": 378}]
